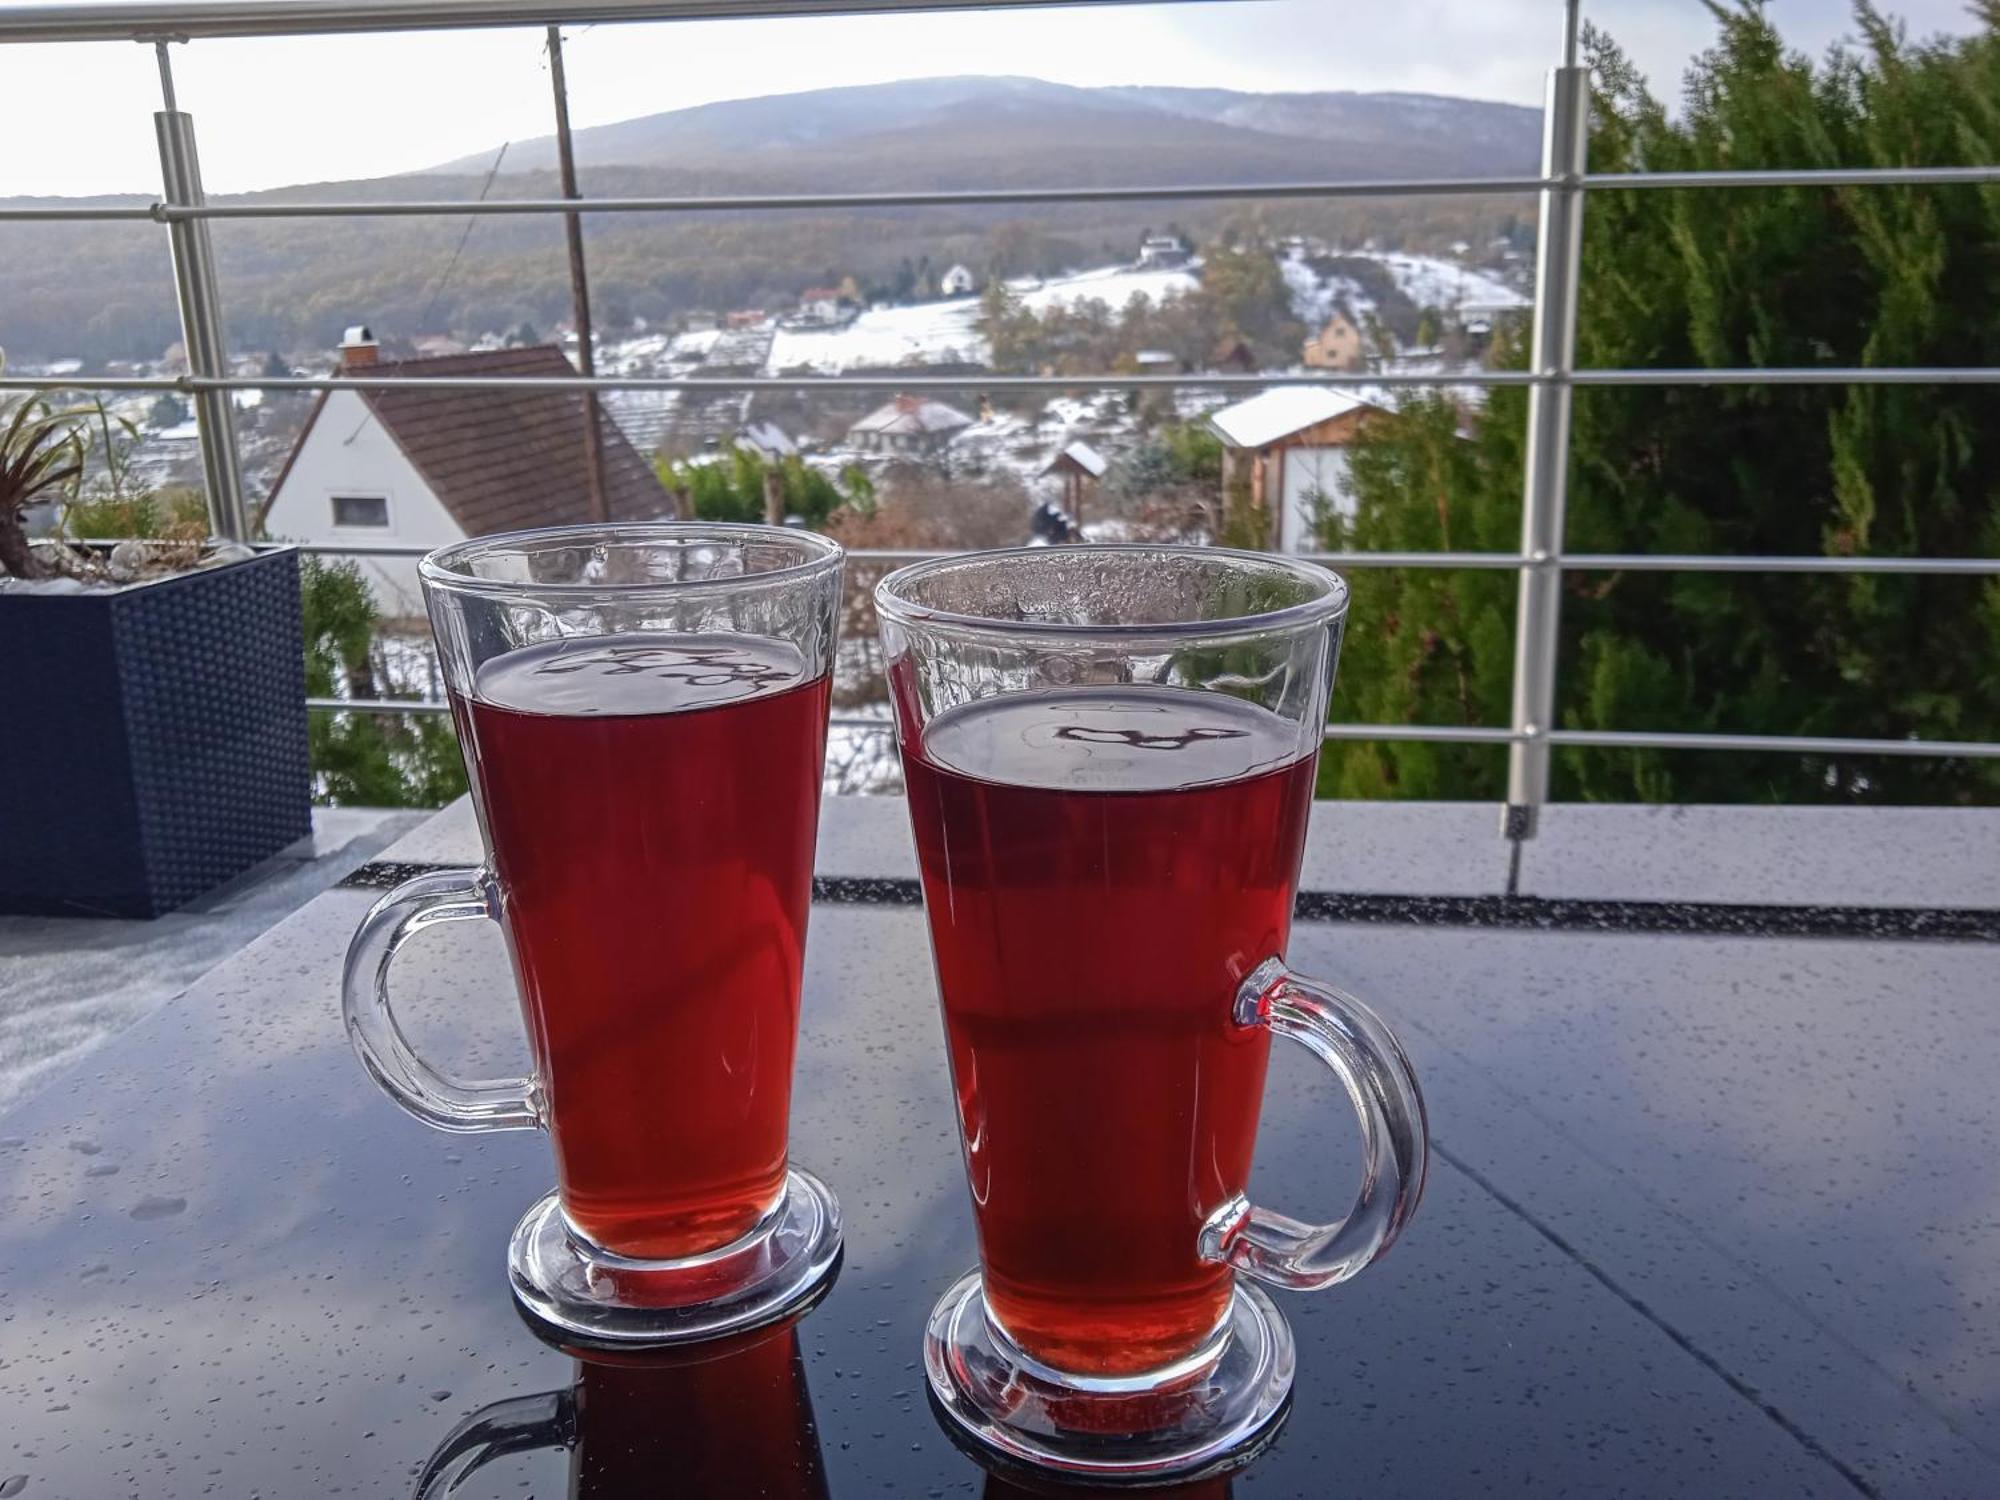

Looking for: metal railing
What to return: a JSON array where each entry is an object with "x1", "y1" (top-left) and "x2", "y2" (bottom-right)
[{"x1": 5, "y1": 0, "x2": 1998, "y2": 838}]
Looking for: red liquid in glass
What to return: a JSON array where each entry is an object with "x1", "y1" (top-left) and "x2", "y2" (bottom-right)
[
  {"x1": 454, "y1": 633, "x2": 829, "y2": 1260},
  {"x1": 900, "y1": 685, "x2": 1315, "y2": 1376}
]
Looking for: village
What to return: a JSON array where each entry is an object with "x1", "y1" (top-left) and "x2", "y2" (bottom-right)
[
  {"x1": 25, "y1": 229, "x2": 1528, "y2": 595},
  {"x1": 13, "y1": 228, "x2": 1528, "y2": 789}
]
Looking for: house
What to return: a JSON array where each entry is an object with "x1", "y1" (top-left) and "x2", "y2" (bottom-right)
[
  {"x1": 940, "y1": 263, "x2": 977, "y2": 297},
  {"x1": 1137, "y1": 234, "x2": 1191, "y2": 270},
  {"x1": 1133, "y1": 349, "x2": 1181, "y2": 374},
  {"x1": 1041, "y1": 439, "x2": 1107, "y2": 524},
  {"x1": 261, "y1": 331, "x2": 672, "y2": 616},
  {"x1": 737, "y1": 421, "x2": 797, "y2": 462},
  {"x1": 846, "y1": 395, "x2": 975, "y2": 456},
  {"x1": 1302, "y1": 309, "x2": 1367, "y2": 373},
  {"x1": 725, "y1": 309, "x2": 768, "y2": 329},
  {"x1": 1206, "y1": 386, "x2": 1383, "y2": 553},
  {"x1": 796, "y1": 287, "x2": 849, "y2": 326}
]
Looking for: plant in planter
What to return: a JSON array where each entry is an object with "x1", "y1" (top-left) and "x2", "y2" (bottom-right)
[
  {"x1": 0, "y1": 393, "x2": 311, "y2": 918},
  {"x1": 0, "y1": 394, "x2": 86, "y2": 578}
]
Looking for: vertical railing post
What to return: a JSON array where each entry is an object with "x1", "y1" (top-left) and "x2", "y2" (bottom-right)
[
  {"x1": 546, "y1": 24, "x2": 609, "y2": 523},
  {"x1": 1502, "y1": 50, "x2": 1589, "y2": 843},
  {"x1": 153, "y1": 42, "x2": 249, "y2": 541}
]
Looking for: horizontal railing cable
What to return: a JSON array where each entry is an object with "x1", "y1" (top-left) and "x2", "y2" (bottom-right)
[
  {"x1": 1544, "y1": 729, "x2": 2000, "y2": 759},
  {"x1": 5, "y1": 165, "x2": 1997, "y2": 227},
  {"x1": 302, "y1": 697, "x2": 2000, "y2": 758},
  {"x1": 0, "y1": 0, "x2": 1195, "y2": 43},
  {"x1": 280, "y1": 542, "x2": 2000, "y2": 575},
  {"x1": 160, "y1": 177, "x2": 1549, "y2": 218},
  {"x1": 6, "y1": 368, "x2": 1999, "y2": 396}
]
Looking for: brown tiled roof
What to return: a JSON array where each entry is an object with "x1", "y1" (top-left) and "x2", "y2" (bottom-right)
[{"x1": 303, "y1": 346, "x2": 670, "y2": 536}]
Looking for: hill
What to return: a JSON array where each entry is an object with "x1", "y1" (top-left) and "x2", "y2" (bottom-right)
[
  {"x1": 0, "y1": 76, "x2": 1540, "y2": 364},
  {"x1": 426, "y1": 77, "x2": 1539, "y2": 179}
]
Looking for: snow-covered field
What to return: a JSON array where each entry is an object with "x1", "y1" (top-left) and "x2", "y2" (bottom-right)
[
  {"x1": 769, "y1": 298, "x2": 985, "y2": 374},
  {"x1": 1369, "y1": 253, "x2": 1529, "y2": 313},
  {"x1": 765, "y1": 264, "x2": 1201, "y2": 374},
  {"x1": 1015, "y1": 264, "x2": 1199, "y2": 316}
]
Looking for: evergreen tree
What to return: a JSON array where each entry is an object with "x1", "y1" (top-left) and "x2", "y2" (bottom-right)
[
  {"x1": 1326, "y1": 2, "x2": 2000, "y2": 805},
  {"x1": 302, "y1": 558, "x2": 468, "y2": 807},
  {"x1": 655, "y1": 447, "x2": 859, "y2": 527}
]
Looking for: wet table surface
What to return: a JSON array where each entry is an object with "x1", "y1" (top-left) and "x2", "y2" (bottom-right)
[{"x1": 1, "y1": 799, "x2": 1997, "y2": 1500}]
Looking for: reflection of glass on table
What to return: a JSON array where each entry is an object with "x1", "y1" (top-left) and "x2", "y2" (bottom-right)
[{"x1": 412, "y1": 1316, "x2": 828, "y2": 1500}]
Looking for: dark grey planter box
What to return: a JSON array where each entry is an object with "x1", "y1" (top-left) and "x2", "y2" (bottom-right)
[{"x1": 0, "y1": 547, "x2": 311, "y2": 918}]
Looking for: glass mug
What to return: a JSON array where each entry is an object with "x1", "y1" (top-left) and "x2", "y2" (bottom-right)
[
  {"x1": 341, "y1": 523, "x2": 845, "y2": 1343},
  {"x1": 877, "y1": 545, "x2": 1428, "y2": 1479},
  {"x1": 413, "y1": 1315, "x2": 830, "y2": 1500}
]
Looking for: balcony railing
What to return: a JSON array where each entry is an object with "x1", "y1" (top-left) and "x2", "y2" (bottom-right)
[{"x1": 6, "y1": 0, "x2": 2000, "y2": 840}]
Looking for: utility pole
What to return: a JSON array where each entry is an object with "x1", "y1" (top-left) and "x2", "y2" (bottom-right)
[{"x1": 546, "y1": 25, "x2": 608, "y2": 523}]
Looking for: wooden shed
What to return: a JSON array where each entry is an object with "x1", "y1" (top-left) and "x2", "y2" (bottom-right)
[{"x1": 1206, "y1": 386, "x2": 1383, "y2": 551}]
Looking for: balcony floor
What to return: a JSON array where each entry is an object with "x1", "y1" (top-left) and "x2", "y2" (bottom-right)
[{"x1": 0, "y1": 805, "x2": 424, "y2": 1112}]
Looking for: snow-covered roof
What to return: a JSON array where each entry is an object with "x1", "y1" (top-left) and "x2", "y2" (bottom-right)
[
  {"x1": 1044, "y1": 439, "x2": 1108, "y2": 478},
  {"x1": 738, "y1": 421, "x2": 797, "y2": 458},
  {"x1": 1207, "y1": 386, "x2": 1370, "y2": 449},
  {"x1": 849, "y1": 395, "x2": 975, "y2": 438}
]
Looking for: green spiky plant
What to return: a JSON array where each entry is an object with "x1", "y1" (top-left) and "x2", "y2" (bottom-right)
[{"x1": 0, "y1": 395, "x2": 87, "y2": 580}]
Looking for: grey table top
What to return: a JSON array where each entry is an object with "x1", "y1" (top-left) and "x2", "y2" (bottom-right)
[{"x1": 0, "y1": 799, "x2": 1994, "y2": 1498}]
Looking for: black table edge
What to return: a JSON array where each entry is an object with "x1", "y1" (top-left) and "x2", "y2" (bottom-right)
[{"x1": 337, "y1": 862, "x2": 2000, "y2": 943}]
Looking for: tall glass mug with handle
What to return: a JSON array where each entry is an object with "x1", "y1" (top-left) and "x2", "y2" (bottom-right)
[
  {"x1": 341, "y1": 523, "x2": 845, "y2": 1343},
  {"x1": 877, "y1": 545, "x2": 1428, "y2": 1480}
]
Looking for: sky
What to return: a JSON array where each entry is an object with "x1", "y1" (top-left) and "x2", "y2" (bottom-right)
[{"x1": 0, "y1": 0, "x2": 1985, "y2": 197}]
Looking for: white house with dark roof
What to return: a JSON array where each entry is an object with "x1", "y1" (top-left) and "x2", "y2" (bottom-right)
[{"x1": 261, "y1": 330, "x2": 670, "y2": 616}]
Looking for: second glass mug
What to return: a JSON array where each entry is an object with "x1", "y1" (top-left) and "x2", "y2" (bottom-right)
[
  {"x1": 340, "y1": 523, "x2": 846, "y2": 1343},
  {"x1": 877, "y1": 545, "x2": 1430, "y2": 1480}
]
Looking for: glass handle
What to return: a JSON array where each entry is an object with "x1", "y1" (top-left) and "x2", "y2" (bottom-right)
[
  {"x1": 1201, "y1": 957, "x2": 1430, "y2": 1291},
  {"x1": 411, "y1": 1390, "x2": 572, "y2": 1499},
  {"x1": 339, "y1": 866, "x2": 541, "y2": 1134}
]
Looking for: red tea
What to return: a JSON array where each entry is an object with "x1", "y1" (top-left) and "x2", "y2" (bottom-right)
[
  {"x1": 455, "y1": 633, "x2": 829, "y2": 1260},
  {"x1": 900, "y1": 685, "x2": 1314, "y2": 1375}
]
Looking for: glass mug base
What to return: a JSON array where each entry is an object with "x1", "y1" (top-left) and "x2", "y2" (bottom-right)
[
  {"x1": 507, "y1": 1166, "x2": 843, "y2": 1345},
  {"x1": 923, "y1": 1267, "x2": 1294, "y2": 1483}
]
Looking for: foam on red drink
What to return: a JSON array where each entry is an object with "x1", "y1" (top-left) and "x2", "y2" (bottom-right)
[
  {"x1": 454, "y1": 633, "x2": 829, "y2": 1260},
  {"x1": 900, "y1": 684, "x2": 1314, "y2": 1375}
]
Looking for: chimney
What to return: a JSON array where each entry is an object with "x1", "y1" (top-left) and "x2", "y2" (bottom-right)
[{"x1": 338, "y1": 324, "x2": 378, "y2": 370}]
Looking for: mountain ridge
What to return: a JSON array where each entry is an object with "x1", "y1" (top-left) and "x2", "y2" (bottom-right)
[{"x1": 421, "y1": 75, "x2": 1540, "y2": 179}]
